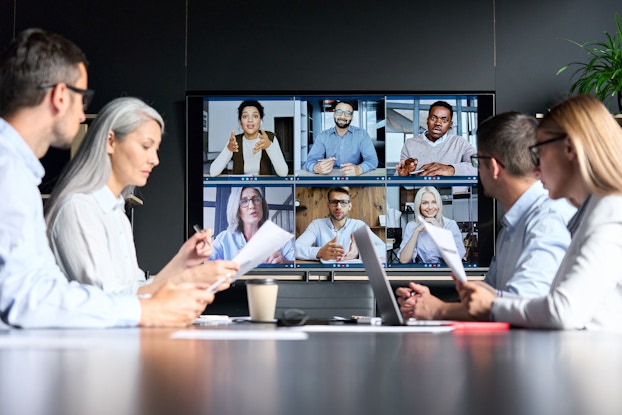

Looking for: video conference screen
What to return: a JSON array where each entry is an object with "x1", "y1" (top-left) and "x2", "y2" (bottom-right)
[{"x1": 186, "y1": 93, "x2": 495, "y2": 274}]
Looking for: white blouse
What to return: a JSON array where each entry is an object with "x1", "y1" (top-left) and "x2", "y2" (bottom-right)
[{"x1": 48, "y1": 186, "x2": 147, "y2": 294}]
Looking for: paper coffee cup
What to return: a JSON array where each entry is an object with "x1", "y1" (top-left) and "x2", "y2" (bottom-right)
[{"x1": 246, "y1": 279, "x2": 279, "y2": 322}]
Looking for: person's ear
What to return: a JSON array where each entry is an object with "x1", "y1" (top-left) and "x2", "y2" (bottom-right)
[
  {"x1": 490, "y1": 157, "x2": 503, "y2": 179},
  {"x1": 106, "y1": 131, "x2": 116, "y2": 155},
  {"x1": 49, "y1": 83, "x2": 68, "y2": 113},
  {"x1": 565, "y1": 136, "x2": 577, "y2": 161}
]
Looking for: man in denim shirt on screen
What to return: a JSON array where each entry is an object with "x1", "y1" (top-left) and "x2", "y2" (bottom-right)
[{"x1": 304, "y1": 100, "x2": 378, "y2": 176}]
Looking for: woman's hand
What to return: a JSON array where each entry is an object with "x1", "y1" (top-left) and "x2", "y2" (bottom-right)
[
  {"x1": 455, "y1": 278, "x2": 497, "y2": 321},
  {"x1": 253, "y1": 129, "x2": 272, "y2": 154},
  {"x1": 175, "y1": 228, "x2": 213, "y2": 269},
  {"x1": 227, "y1": 130, "x2": 239, "y2": 152}
]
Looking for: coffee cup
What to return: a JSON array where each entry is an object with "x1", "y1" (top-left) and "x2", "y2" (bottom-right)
[{"x1": 246, "y1": 279, "x2": 279, "y2": 322}]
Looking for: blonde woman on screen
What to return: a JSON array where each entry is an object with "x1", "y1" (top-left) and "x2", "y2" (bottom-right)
[
  {"x1": 45, "y1": 97, "x2": 238, "y2": 295},
  {"x1": 398, "y1": 186, "x2": 466, "y2": 264},
  {"x1": 458, "y1": 95, "x2": 622, "y2": 331}
]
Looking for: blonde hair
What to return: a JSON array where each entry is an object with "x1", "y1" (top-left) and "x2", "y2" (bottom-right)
[
  {"x1": 540, "y1": 95, "x2": 622, "y2": 196},
  {"x1": 414, "y1": 186, "x2": 444, "y2": 226}
]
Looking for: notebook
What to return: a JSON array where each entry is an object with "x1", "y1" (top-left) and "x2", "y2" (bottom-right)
[{"x1": 352, "y1": 226, "x2": 509, "y2": 331}]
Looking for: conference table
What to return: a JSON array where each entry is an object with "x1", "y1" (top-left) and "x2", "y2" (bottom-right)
[{"x1": 1, "y1": 322, "x2": 621, "y2": 415}]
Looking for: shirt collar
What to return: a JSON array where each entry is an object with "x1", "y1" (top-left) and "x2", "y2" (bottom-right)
[
  {"x1": 330, "y1": 126, "x2": 353, "y2": 138},
  {"x1": 0, "y1": 118, "x2": 45, "y2": 181},
  {"x1": 93, "y1": 186, "x2": 126, "y2": 212},
  {"x1": 423, "y1": 130, "x2": 449, "y2": 147},
  {"x1": 501, "y1": 181, "x2": 546, "y2": 233}
]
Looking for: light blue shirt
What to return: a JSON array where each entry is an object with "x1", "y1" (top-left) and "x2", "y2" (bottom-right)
[
  {"x1": 304, "y1": 125, "x2": 379, "y2": 173},
  {"x1": 0, "y1": 118, "x2": 140, "y2": 328},
  {"x1": 399, "y1": 217, "x2": 466, "y2": 263},
  {"x1": 295, "y1": 218, "x2": 386, "y2": 260},
  {"x1": 484, "y1": 181, "x2": 576, "y2": 299},
  {"x1": 210, "y1": 229, "x2": 295, "y2": 262}
]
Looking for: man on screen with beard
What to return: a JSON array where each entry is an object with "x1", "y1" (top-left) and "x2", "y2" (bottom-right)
[
  {"x1": 304, "y1": 101, "x2": 378, "y2": 176},
  {"x1": 295, "y1": 187, "x2": 385, "y2": 262}
]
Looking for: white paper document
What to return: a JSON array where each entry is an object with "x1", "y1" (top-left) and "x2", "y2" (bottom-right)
[
  {"x1": 417, "y1": 216, "x2": 467, "y2": 282},
  {"x1": 171, "y1": 330, "x2": 308, "y2": 341},
  {"x1": 232, "y1": 220, "x2": 295, "y2": 280}
]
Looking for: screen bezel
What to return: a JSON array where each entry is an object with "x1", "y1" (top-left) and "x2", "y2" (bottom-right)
[{"x1": 186, "y1": 91, "x2": 496, "y2": 277}]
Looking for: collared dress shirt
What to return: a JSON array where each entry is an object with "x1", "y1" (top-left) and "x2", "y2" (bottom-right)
[
  {"x1": 0, "y1": 118, "x2": 140, "y2": 328},
  {"x1": 399, "y1": 217, "x2": 466, "y2": 264},
  {"x1": 48, "y1": 186, "x2": 148, "y2": 294},
  {"x1": 492, "y1": 194, "x2": 622, "y2": 331},
  {"x1": 210, "y1": 229, "x2": 295, "y2": 262},
  {"x1": 399, "y1": 132, "x2": 477, "y2": 176},
  {"x1": 304, "y1": 125, "x2": 378, "y2": 173},
  {"x1": 485, "y1": 181, "x2": 576, "y2": 299},
  {"x1": 295, "y1": 218, "x2": 386, "y2": 261}
]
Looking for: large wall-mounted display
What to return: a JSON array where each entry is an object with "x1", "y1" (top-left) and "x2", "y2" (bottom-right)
[{"x1": 186, "y1": 92, "x2": 495, "y2": 277}]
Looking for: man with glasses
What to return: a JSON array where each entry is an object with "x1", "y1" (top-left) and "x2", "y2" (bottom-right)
[
  {"x1": 295, "y1": 187, "x2": 385, "y2": 261},
  {"x1": 396, "y1": 100, "x2": 477, "y2": 176},
  {"x1": 304, "y1": 100, "x2": 379, "y2": 176},
  {"x1": 0, "y1": 28, "x2": 218, "y2": 328},
  {"x1": 396, "y1": 112, "x2": 576, "y2": 321}
]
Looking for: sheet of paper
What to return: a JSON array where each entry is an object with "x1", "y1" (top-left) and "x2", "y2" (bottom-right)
[
  {"x1": 417, "y1": 215, "x2": 467, "y2": 283},
  {"x1": 232, "y1": 220, "x2": 294, "y2": 280},
  {"x1": 171, "y1": 330, "x2": 308, "y2": 341}
]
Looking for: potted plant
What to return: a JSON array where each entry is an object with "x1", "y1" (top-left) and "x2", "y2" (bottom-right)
[{"x1": 557, "y1": 13, "x2": 622, "y2": 113}]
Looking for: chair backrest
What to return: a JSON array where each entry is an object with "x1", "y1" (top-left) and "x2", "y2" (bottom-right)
[{"x1": 275, "y1": 281, "x2": 376, "y2": 319}]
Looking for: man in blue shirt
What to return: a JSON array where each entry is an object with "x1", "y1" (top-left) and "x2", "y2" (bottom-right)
[
  {"x1": 296, "y1": 187, "x2": 386, "y2": 262},
  {"x1": 304, "y1": 101, "x2": 378, "y2": 176},
  {"x1": 0, "y1": 29, "x2": 229, "y2": 328},
  {"x1": 395, "y1": 112, "x2": 576, "y2": 321}
]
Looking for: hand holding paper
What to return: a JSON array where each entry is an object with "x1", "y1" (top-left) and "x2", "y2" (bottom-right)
[
  {"x1": 231, "y1": 220, "x2": 294, "y2": 280},
  {"x1": 417, "y1": 216, "x2": 467, "y2": 283}
]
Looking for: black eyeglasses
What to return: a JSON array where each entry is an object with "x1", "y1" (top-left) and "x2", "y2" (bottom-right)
[
  {"x1": 470, "y1": 155, "x2": 505, "y2": 168},
  {"x1": 328, "y1": 199, "x2": 350, "y2": 207},
  {"x1": 528, "y1": 134, "x2": 567, "y2": 167},
  {"x1": 38, "y1": 83, "x2": 95, "y2": 111},
  {"x1": 239, "y1": 196, "x2": 263, "y2": 208}
]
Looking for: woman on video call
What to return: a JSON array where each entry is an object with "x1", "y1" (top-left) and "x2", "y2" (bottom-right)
[
  {"x1": 458, "y1": 95, "x2": 622, "y2": 331},
  {"x1": 45, "y1": 97, "x2": 239, "y2": 295},
  {"x1": 210, "y1": 186, "x2": 294, "y2": 263},
  {"x1": 209, "y1": 100, "x2": 289, "y2": 177},
  {"x1": 398, "y1": 186, "x2": 466, "y2": 264}
]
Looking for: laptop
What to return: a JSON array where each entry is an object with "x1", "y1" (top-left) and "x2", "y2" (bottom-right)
[
  {"x1": 353, "y1": 226, "x2": 421, "y2": 326},
  {"x1": 352, "y1": 226, "x2": 509, "y2": 330}
]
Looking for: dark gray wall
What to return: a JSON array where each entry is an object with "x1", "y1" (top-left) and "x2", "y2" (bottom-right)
[{"x1": 3, "y1": 0, "x2": 620, "y2": 272}]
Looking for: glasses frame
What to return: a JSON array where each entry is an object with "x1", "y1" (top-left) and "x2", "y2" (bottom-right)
[
  {"x1": 470, "y1": 154, "x2": 505, "y2": 168},
  {"x1": 239, "y1": 196, "x2": 263, "y2": 208},
  {"x1": 528, "y1": 134, "x2": 567, "y2": 167},
  {"x1": 38, "y1": 82, "x2": 95, "y2": 111},
  {"x1": 328, "y1": 199, "x2": 351, "y2": 207},
  {"x1": 334, "y1": 109, "x2": 353, "y2": 117}
]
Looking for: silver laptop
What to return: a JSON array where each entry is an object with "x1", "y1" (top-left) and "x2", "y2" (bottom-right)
[{"x1": 353, "y1": 226, "x2": 414, "y2": 326}]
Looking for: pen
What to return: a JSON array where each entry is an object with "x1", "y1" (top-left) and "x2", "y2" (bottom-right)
[{"x1": 193, "y1": 224, "x2": 211, "y2": 247}]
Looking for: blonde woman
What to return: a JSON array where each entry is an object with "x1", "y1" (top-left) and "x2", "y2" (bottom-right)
[
  {"x1": 458, "y1": 95, "x2": 622, "y2": 331},
  {"x1": 398, "y1": 186, "x2": 465, "y2": 264}
]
